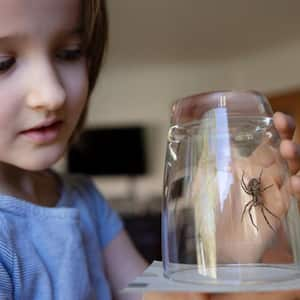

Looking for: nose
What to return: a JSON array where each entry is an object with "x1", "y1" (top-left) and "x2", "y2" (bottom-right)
[{"x1": 26, "y1": 59, "x2": 66, "y2": 111}]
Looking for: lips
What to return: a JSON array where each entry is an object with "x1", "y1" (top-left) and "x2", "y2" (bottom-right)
[
  {"x1": 20, "y1": 119, "x2": 63, "y2": 144},
  {"x1": 22, "y1": 118, "x2": 62, "y2": 132}
]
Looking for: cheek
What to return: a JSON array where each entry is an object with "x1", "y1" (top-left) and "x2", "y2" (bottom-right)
[
  {"x1": 0, "y1": 83, "x2": 22, "y2": 129},
  {"x1": 64, "y1": 65, "x2": 89, "y2": 120}
]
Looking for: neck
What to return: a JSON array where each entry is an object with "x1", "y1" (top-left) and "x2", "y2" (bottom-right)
[{"x1": 0, "y1": 163, "x2": 60, "y2": 207}]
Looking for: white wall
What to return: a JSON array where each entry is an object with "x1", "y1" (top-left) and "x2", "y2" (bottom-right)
[{"x1": 227, "y1": 39, "x2": 300, "y2": 93}]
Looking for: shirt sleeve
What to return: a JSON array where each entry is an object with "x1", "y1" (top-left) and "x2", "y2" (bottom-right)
[{"x1": 86, "y1": 178, "x2": 124, "y2": 249}]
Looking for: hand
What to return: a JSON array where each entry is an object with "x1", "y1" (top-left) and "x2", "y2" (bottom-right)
[
  {"x1": 207, "y1": 113, "x2": 300, "y2": 300},
  {"x1": 273, "y1": 112, "x2": 300, "y2": 198},
  {"x1": 214, "y1": 112, "x2": 299, "y2": 263}
]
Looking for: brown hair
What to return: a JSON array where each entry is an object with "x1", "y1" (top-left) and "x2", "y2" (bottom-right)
[
  {"x1": 82, "y1": 0, "x2": 107, "y2": 94},
  {"x1": 73, "y1": 0, "x2": 107, "y2": 138}
]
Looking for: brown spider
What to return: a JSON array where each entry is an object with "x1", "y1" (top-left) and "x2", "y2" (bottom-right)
[{"x1": 241, "y1": 169, "x2": 280, "y2": 232}]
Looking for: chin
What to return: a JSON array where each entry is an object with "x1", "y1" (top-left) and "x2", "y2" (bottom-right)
[
  {"x1": 18, "y1": 158, "x2": 61, "y2": 171},
  {"x1": 16, "y1": 148, "x2": 65, "y2": 171}
]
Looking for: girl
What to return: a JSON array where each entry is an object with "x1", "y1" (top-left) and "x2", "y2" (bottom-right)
[
  {"x1": 0, "y1": 0, "x2": 147, "y2": 299},
  {"x1": 0, "y1": 1, "x2": 299, "y2": 300}
]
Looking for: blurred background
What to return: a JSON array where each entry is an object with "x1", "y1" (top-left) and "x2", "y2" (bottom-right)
[{"x1": 60, "y1": 0, "x2": 300, "y2": 262}]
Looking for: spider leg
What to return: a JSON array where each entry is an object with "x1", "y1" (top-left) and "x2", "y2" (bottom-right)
[
  {"x1": 241, "y1": 171, "x2": 253, "y2": 195},
  {"x1": 241, "y1": 171, "x2": 248, "y2": 191},
  {"x1": 241, "y1": 200, "x2": 253, "y2": 221},
  {"x1": 259, "y1": 168, "x2": 273, "y2": 192},
  {"x1": 262, "y1": 184, "x2": 273, "y2": 192},
  {"x1": 261, "y1": 206, "x2": 276, "y2": 232},
  {"x1": 241, "y1": 185, "x2": 253, "y2": 195},
  {"x1": 262, "y1": 204, "x2": 281, "y2": 220},
  {"x1": 248, "y1": 204, "x2": 259, "y2": 231}
]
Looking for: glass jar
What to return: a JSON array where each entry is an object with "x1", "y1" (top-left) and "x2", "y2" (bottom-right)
[{"x1": 162, "y1": 91, "x2": 300, "y2": 286}]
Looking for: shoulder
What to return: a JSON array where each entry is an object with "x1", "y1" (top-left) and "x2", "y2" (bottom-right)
[
  {"x1": 59, "y1": 173, "x2": 124, "y2": 248},
  {"x1": 64, "y1": 173, "x2": 124, "y2": 248},
  {"x1": 60, "y1": 173, "x2": 106, "y2": 204},
  {"x1": 62, "y1": 173, "x2": 97, "y2": 192},
  {"x1": 58, "y1": 173, "x2": 108, "y2": 215}
]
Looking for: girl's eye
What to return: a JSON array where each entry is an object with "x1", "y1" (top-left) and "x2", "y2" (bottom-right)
[
  {"x1": 0, "y1": 57, "x2": 16, "y2": 73},
  {"x1": 56, "y1": 48, "x2": 82, "y2": 61}
]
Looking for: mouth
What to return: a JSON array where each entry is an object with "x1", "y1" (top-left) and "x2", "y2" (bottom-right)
[{"x1": 20, "y1": 120, "x2": 64, "y2": 144}]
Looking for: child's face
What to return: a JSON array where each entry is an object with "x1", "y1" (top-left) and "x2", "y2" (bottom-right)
[{"x1": 0, "y1": 0, "x2": 88, "y2": 171}]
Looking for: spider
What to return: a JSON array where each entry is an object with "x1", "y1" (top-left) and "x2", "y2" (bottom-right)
[{"x1": 241, "y1": 169, "x2": 280, "y2": 232}]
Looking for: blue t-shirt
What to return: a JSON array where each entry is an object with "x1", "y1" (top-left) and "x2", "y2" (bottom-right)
[{"x1": 0, "y1": 174, "x2": 123, "y2": 300}]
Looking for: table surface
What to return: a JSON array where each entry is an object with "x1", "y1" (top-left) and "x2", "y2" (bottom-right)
[{"x1": 125, "y1": 261, "x2": 300, "y2": 294}]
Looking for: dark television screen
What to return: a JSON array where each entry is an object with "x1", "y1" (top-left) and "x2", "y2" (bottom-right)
[{"x1": 68, "y1": 127, "x2": 147, "y2": 176}]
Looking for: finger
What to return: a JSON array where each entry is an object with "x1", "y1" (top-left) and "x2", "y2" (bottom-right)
[
  {"x1": 280, "y1": 140, "x2": 300, "y2": 175},
  {"x1": 273, "y1": 112, "x2": 296, "y2": 140},
  {"x1": 290, "y1": 175, "x2": 300, "y2": 200}
]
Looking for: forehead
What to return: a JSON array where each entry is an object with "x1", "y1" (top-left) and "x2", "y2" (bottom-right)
[{"x1": 0, "y1": 0, "x2": 81, "y2": 37}]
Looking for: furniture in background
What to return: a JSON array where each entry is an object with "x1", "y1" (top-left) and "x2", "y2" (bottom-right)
[{"x1": 68, "y1": 126, "x2": 147, "y2": 176}]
